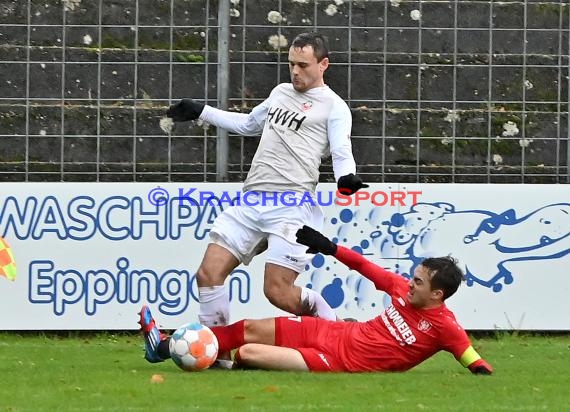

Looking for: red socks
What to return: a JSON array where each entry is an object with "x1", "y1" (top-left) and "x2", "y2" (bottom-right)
[{"x1": 211, "y1": 320, "x2": 246, "y2": 353}]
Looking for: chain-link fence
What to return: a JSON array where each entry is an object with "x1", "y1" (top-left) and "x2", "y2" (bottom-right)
[{"x1": 0, "y1": 0, "x2": 568, "y2": 183}]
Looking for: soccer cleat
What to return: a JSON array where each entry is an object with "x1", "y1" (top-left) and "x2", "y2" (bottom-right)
[
  {"x1": 210, "y1": 359, "x2": 235, "y2": 370},
  {"x1": 138, "y1": 305, "x2": 166, "y2": 363}
]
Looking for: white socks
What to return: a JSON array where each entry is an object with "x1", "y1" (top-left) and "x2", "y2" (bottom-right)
[
  {"x1": 199, "y1": 285, "x2": 233, "y2": 368},
  {"x1": 198, "y1": 285, "x2": 229, "y2": 327},
  {"x1": 198, "y1": 285, "x2": 336, "y2": 326},
  {"x1": 300, "y1": 287, "x2": 337, "y2": 321}
]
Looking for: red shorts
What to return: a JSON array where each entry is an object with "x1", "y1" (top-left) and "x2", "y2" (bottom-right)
[{"x1": 274, "y1": 316, "x2": 349, "y2": 372}]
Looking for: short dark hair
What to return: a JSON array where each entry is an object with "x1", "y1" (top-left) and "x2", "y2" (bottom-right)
[
  {"x1": 291, "y1": 32, "x2": 329, "y2": 62},
  {"x1": 421, "y1": 256, "x2": 465, "y2": 300}
]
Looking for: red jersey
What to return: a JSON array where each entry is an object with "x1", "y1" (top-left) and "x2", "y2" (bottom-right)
[{"x1": 281, "y1": 246, "x2": 472, "y2": 372}]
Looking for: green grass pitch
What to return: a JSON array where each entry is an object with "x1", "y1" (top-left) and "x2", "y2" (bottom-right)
[{"x1": 1, "y1": 332, "x2": 568, "y2": 411}]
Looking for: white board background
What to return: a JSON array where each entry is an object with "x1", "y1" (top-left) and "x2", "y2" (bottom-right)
[{"x1": 0, "y1": 183, "x2": 568, "y2": 330}]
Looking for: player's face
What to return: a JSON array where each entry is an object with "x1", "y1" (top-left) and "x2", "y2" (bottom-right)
[
  {"x1": 407, "y1": 265, "x2": 443, "y2": 309},
  {"x1": 288, "y1": 45, "x2": 329, "y2": 92}
]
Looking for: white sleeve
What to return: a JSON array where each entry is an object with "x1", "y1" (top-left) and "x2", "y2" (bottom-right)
[
  {"x1": 199, "y1": 101, "x2": 269, "y2": 136},
  {"x1": 328, "y1": 101, "x2": 356, "y2": 180}
]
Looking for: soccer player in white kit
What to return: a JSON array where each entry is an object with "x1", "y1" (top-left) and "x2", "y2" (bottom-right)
[{"x1": 140, "y1": 32, "x2": 367, "y2": 365}]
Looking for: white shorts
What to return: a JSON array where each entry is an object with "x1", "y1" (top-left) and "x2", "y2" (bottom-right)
[{"x1": 209, "y1": 193, "x2": 324, "y2": 273}]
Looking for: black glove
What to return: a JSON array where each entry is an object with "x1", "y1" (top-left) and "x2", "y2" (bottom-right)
[
  {"x1": 337, "y1": 173, "x2": 369, "y2": 196},
  {"x1": 295, "y1": 225, "x2": 337, "y2": 255},
  {"x1": 166, "y1": 99, "x2": 205, "y2": 122}
]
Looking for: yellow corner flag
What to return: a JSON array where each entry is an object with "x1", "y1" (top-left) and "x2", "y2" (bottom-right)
[{"x1": 0, "y1": 236, "x2": 16, "y2": 281}]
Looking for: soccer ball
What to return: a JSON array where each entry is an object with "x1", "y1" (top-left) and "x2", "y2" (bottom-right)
[{"x1": 169, "y1": 323, "x2": 219, "y2": 371}]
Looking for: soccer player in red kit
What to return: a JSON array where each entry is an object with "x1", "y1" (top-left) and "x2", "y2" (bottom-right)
[{"x1": 140, "y1": 225, "x2": 492, "y2": 374}]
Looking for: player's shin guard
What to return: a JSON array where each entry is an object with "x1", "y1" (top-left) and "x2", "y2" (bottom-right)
[
  {"x1": 198, "y1": 285, "x2": 230, "y2": 327},
  {"x1": 300, "y1": 287, "x2": 336, "y2": 320},
  {"x1": 199, "y1": 285, "x2": 233, "y2": 369}
]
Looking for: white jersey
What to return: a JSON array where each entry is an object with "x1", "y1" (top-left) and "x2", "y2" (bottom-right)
[{"x1": 200, "y1": 83, "x2": 356, "y2": 195}]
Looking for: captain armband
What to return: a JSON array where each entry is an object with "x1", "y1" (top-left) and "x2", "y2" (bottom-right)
[{"x1": 459, "y1": 345, "x2": 481, "y2": 367}]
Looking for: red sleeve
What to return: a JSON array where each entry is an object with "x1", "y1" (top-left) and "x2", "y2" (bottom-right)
[
  {"x1": 334, "y1": 246, "x2": 407, "y2": 294},
  {"x1": 440, "y1": 315, "x2": 472, "y2": 359}
]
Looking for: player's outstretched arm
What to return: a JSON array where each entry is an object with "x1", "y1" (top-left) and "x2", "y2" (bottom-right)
[
  {"x1": 459, "y1": 345, "x2": 493, "y2": 375},
  {"x1": 166, "y1": 98, "x2": 266, "y2": 135},
  {"x1": 295, "y1": 226, "x2": 400, "y2": 292}
]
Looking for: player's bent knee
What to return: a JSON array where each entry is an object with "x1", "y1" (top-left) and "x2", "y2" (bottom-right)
[
  {"x1": 196, "y1": 244, "x2": 239, "y2": 286},
  {"x1": 242, "y1": 318, "x2": 276, "y2": 345},
  {"x1": 196, "y1": 266, "x2": 215, "y2": 286},
  {"x1": 263, "y1": 265, "x2": 301, "y2": 313},
  {"x1": 243, "y1": 319, "x2": 257, "y2": 338},
  {"x1": 234, "y1": 344, "x2": 257, "y2": 366},
  {"x1": 196, "y1": 260, "x2": 232, "y2": 286}
]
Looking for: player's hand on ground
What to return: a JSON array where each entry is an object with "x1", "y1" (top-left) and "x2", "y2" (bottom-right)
[
  {"x1": 468, "y1": 359, "x2": 493, "y2": 375},
  {"x1": 337, "y1": 173, "x2": 369, "y2": 196},
  {"x1": 295, "y1": 225, "x2": 337, "y2": 255},
  {"x1": 166, "y1": 99, "x2": 205, "y2": 122}
]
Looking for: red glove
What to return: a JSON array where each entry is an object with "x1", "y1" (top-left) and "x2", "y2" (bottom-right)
[{"x1": 468, "y1": 358, "x2": 493, "y2": 375}]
